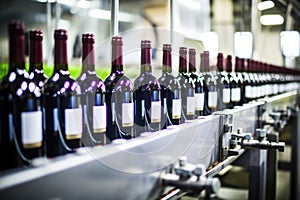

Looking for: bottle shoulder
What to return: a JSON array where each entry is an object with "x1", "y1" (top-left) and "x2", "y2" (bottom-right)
[
  {"x1": 158, "y1": 72, "x2": 180, "y2": 89},
  {"x1": 177, "y1": 73, "x2": 194, "y2": 88},
  {"x1": 104, "y1": 72, "x2": 133, "y2": 92},
  {"x1": 134, "y1": 73, "x2": 161, "y2": 90},
  {"x1": 77, "y1": 72, "x2": 105, "y2": 93},
  {"x1": 43, "y1": 71, "x2": 81, "y2": 95},
  {"x1": 0, "y1": 69, "x2": 42, "y2": 98}
]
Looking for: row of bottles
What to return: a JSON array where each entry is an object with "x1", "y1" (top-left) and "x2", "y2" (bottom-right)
[{"x1": 1, "y1": 21, "x2": 300, "y2": 171}]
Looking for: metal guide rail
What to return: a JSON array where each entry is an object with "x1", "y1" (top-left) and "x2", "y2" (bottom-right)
[{"x1": 0, "y1": 91, "x2": 298, "y2": 200}]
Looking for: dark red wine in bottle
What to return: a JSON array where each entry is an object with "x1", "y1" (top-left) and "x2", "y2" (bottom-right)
[
  {"x1": 189, "y1": 49, "x2": 205, "y2": 117},
  {"x1": 264, "y1": 64, "x2": 272, "y2": 97},
  {"x1": 43, "y1": 29, "x2": 82, "y2": 157},
  {"x1": 0, "y1": 21, "x2": 43, "y2": 167},
  {"x1": 76, "y1": 34, "x2": 106, "y2": 146},
  {"x1": 216, "y1": 53, "x2": 230, "y2": 110},
  {"x1": 177, "y1": 47, "x2": 195, "y2": 121},
  {"x1": 29, "y1": 30, "x2": 48, "y2": 89},
  {"x1": 246, "y1": 59, "x2": 257, "y2": 101},
  {"x1": 239, "y1": 58, "x2": 251, "y2": 103},
  {"x1": 226, "y1": 55, "x2": 240, "y2": 108},
  {"x1": 234, "y1": 57, "x2": 244, "y2": 106},
  {"x1": 104, "y1": 36, "x2": 133, "y2": 141},
  {"x1": 134, "y1": 40, "x2": 161, "y2": 136},
  {"x1": 0, "y1": 21, "x2": 24, "y2": 169},
  {"x1": 253, "y1": 61, "x2": 263, "y2": 98},
  {"x1": 200, "y1": 51, "x2": 217, "y2": 115},
  {"x1": 158, "y1": 44, "x2": 182, "y2": 128}
]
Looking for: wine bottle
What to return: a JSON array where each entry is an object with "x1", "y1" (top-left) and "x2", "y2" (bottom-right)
[
  {"x1": 226, "y1": 55, "x2": 240, "y2": 108},
  {"x1": 239, "y1": 58, "x2": 251, "y2": 103},
  {"x1": 158, "y1": 44, "x2": 182, "y2": 128},
  {"x1": 104, "y1": 36, "x2": 134, "y2": 141},
  {"x1": 216, "y1": 53, "x2": 230, "y2": 110},
  {"x1": 200, "y1": 51, "x2": 217, "y2": 115},
  {"x1": 246, "y1": 59, "x2": 257, "y2": 101},
  {"x1": 0, "y1": 21, "x2": 43, "y2": 167},
  {"x1": 133, "y1": 40, "x2": 161, "y2": 136},
  {"x1": 76, "y1": 33, "x2": 106, "y2": 146},
  {"x1": 177, "y1": 47, "x2": 195, "y2": 121},
  {"x1": 43, "y1": 29, "x2": 82, "y2": 157},
  {"x1": 0, "y1": 21, "x2": 23, "y2": 169},
  {"x1": 189, "y1": 48, "x2": 205, "y2": 117},
  {"x1": 234, "y1": 57, "x2": 244, "y2": 106},
  {"x1": 28, "y1": 30, "x2": 48, "y2": 89}
]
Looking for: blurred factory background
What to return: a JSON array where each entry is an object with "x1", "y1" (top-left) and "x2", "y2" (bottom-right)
[{"x1": 0, "y1": 0, "x2": 299, "y2": 79}]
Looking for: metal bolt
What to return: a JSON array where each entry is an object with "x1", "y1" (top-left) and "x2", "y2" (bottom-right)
[
  {"x1": 193, "y1": 164, "x2": 206, "y2": 177},
  {"x1": 255, "y1": 129, "x2": 266, "y2": 139},
  {"x1": 237, "y1": 128, "x2": 243, "y2": 134},
  {"x1": 179, "y1": 156, "x2": 187, "y2": 167},
  {"x1": 244, "y1": 133, "x2": 252, "y2": 140}
]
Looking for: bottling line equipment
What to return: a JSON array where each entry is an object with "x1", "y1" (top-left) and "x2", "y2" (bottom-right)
[{"x1": 0, "y1": 90, "x2": 299, "y2": 200}]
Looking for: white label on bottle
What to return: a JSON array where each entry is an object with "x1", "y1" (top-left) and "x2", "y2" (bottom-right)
[
  {"x1": 172, "y1": 99, "x2": 181, "y2": 119},
  {"x1": 222, "y1": 88, "x2": 230, "y2": 103},
  {"x1": 261, "y1": 85, "x2": 265, "y2": 97},
  {"x1": 21, "y1": 111, "x2": 43, "y2": 148},
  {"x1": 93, "y1": 105, "x2": 106, "y2": 133},
  {"x1": 194, "y1": 93, "x2": 204, "y2": 111},
  {"x1": 112, "y1": 102, "x2": 116, "y2": 122},
  {"x1": 122, "y1": 102, "x2": 134, "y2": 127},
  {"x1": 141, "y1": 100, "x2": 145, "y2": 118},
  {"x1": 65, "y1": 108, "x2": 83, "y2": 139},
  {"x1": 231, "y1": 88, "x2": 241, "y2": 102},
  {"x1": 151, "y1": 101, "x2": 161, "y2": 123},
  {"x1": 53, "y1": 108, "x2": 58, "y2": 132},
  {"x1": 164, "y1": 98, "x2": 167, "y2": 114},
  {"x1": 186, "y1": 96, "x2": 195, "y2": 115},
  {"x1": 257, "y1": 86, "x2": 261, "y2": 97},
  {"x1": 208, "y1": 91, "x2": 218, "y2": 108},
  {"x1": 254, "y1": 86, "x2": 258, "y2": 98},
  {"x1": 245, "y1": 85, "x2": 252, "y2": 98},
  {"x1": 265, "y1": 85, "x2": 269, "y2": 96}
]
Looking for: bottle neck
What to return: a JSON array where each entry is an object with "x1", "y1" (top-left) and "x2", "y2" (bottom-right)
[
  {"x1": 82, "y1": 42, "x2": 95, "y2": 72},
  {"x1": 9, "y1": 32, "x2": 25, "y2": 72},
  {"x1": 189, "y1": 54, "x2": 196, "y2": 73},
  {"x1": 179, "y1": 53, "x2": 187, "y2": 73},
  {"x1": 200, "y1": 55, "x2": 209, "y2": 73},
  {"x1": 216, "y1": 58, "x2": 224, "y2": 72},
  {"x1": 29, "y1": 39, "x2": 43, "y2": 72},
  {"x1": 162, "y1": 51, "x2": 172, "y2": 73},
  {"x1": 54, "y1": 39, "x2": 68, "y2": 72},
  {"x1": 141, "y1": 48, "x2": 152, "y2": 73},
  {"x1": 111, "y1": 44, "x2": 123, "y2": 73}
]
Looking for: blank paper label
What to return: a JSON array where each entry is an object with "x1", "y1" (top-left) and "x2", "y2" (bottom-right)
[
  {"x1": 186, "y1": 96, "x2": 195, "y2": 115},
  {"x1": 223, "y1": 88, "x2": 230, "y2": 103},
  {"x1": 231, "y1": 88, "x2": 241, "y2": 102},
  {"x1": 122, "y1": 103, "x2": 134, "y2": 127},
  {"x1": 245, "y1": 85, "x2": 252, "y2": 98},
  {"x1": 21, "y1": 111, "x2": 43, "y2": 148},
  {"x1": 65, "y1": 108, "x2": 83, "y2": 139},
  {"x1": 93, "y1": 105, "x2": 106, "y2": 133},
  {"x1": 172, "y1": 99, "x2": 182, "y2": 119},
  {"x1": 208, "y1": 91, "x2": 218, "y2": 108},
  {"x1": 151, "y1": 101, "x2": 161, "y2": 123},
  {"x1": 195, "y1": 93, "x2": 204, "y2": 111}
]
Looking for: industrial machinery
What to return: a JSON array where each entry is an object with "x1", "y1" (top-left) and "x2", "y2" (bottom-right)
[{"x1": 0, "y1": 90, "x2": 299, "y2": 200}]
